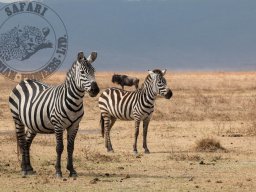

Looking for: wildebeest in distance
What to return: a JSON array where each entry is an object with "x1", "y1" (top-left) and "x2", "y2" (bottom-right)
[{"x1": 112, "y1": 74, "x2": 139, "y2": 90}]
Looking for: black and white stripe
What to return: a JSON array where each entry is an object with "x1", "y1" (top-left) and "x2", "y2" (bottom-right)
[
  {"x1": 98, "y1": 69, "x2": 172, "y2": 154},
  {"x1": 9, "y1": 51, "x2": 99, "y2": 177}
]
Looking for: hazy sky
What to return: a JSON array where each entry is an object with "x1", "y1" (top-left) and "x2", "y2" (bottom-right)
[{"x1": 1, "y1": 0, "x2": 256, "y2": 71}]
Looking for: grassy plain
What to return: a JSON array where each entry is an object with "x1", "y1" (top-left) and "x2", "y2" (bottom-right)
[{"x1": 0, "y1": 71, "x2": 256, "y2": 191}]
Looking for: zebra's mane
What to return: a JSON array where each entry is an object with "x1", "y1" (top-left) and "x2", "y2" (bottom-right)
[{"x1": 65, "y1": 61, "x2": 77, "y2": 83}]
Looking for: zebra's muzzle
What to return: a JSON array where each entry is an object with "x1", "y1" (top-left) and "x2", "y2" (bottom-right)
[
  {"x1": 89, "y1": 81, "x2": 100, "y2": 97},
  {"x1": 165, "y1": 89, "x2": 172, "y2": 99}
]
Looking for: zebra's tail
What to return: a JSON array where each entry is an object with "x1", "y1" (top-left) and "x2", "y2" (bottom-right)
[
  {"x1": 15, "y1": 130, "x2": 20, "y2": 162},
  {"x1": 100, "y1": 113, "x2": 104, "y2": 138}
]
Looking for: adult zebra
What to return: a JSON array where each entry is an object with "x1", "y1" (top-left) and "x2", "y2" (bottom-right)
[
  {"x1": 99, "y1": 69, "x2": 172, "y2": 154},
  {"x1": 9, "y1": 51, "x2": 100, "y2": 177}
]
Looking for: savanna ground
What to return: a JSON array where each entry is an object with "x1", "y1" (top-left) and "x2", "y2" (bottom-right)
[{"x1": 0, "y1": 71, "x2": 256, "y2": 192}]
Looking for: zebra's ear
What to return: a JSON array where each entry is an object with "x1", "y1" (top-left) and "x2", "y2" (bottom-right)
[
  {"x1": 87, "y1": 52, "x2": 97, "y2": 64},
  {"x1": 77, "y1": 51, "x2": 85, "y2": 63},
  {"x1": 162, "y1": 69, "x2": 167, "y2": 76}
]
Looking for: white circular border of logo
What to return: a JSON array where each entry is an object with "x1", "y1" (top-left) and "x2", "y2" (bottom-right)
[{"x1": 0, "y1": 1, "x2": 68, "y2": 82}]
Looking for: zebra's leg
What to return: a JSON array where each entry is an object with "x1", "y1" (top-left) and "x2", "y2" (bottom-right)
[
  {"x1": 109, "y1": 116, "x2": 116, "y2": 134},
  {"x1": 108, "y1": 117, "x2": 116, "y2": 152},
  {"x1": 54, "y1": 127, "x2": 64, "y2": 178},
  {"x1": 13, "y1": 117, "x2": 27, "y2": 176},
  {"x1": 25, "y1": 130, "x2": 37, "y2": 174},
  {"x1": 110, "y1": 117, "x2": 116, "y2": 127},
  {"x1": 103, "y1": 115, "x2": 114, "y2": 152},
  {"x1": 133, "y1": 120, "x2": 140, "y2": 155},
  {"x1": 143, "y1": 118, "x2": 151, "y2": 154},
  {"x1": 66, "y1": 127, "x2": 78, "y2": 177}
]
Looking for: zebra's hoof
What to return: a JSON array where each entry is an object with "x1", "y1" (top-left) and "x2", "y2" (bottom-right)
[
  {"x1": 56, "y1": 172, "x2": 62, "y2": 178},
  {"x1": 133, "y1": 151, "x2": 138, "y2": 156},
  {"x1": 69, "y1": 172, "x2": 77, "y2": 178},
  {"x1": 26, "y1": 170, "x2": 37, "y2": 175},
  {"x1": 21, "y1": 171, "x2": 27, "y2": 178},
  {"x1": 144, "y1": 149, "x2": 150, "y2": 154},
  {"x1": 107, "y1": 149, "x2": 114, "y2": 153}
]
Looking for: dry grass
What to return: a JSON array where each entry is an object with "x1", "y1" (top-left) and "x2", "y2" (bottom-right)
[
  {"x1": 194, "y1": 138, "x2": 226, "y2": 152},
  {"x1": 246, "y1": 121, "x2": 256, "y2": 136},
  {"x1": 245, "y1": 98, "x2": 256, "y2": 136},
  {"x1": 168, "y1": 152, "x2": 202, "y2": 161},
  {"x1": 0, "y1": 71, "x2": 256, "y2": 191},
  {"x1": 81, "y1": 146, "x2": 119, "y2": 163}
]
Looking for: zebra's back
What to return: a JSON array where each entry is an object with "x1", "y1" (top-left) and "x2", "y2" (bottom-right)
[{"x1": 9, "y1": 79, "x2": 55, "y2": 133}]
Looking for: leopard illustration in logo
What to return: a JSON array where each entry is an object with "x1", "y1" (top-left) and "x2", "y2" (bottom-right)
[{"x1": 0, "y1": 25, "x2": 53, "y2": 61}]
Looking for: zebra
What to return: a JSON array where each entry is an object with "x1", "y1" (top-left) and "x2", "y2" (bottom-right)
[
  {"x1": 8, "y1": 51, "x2": 100, "y2": 177},
  {"x1": 98, "y1": 69, "x2": 172, "y2": 154}
]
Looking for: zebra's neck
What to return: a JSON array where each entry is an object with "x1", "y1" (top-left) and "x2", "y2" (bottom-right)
[
  {"x1": 63, "y1": 62, "x2": 85, "y2": 105},
  {"x1": 64, "y1": 62, "x2": 76, "y2": 87},
  {"x1": 141, "y1": 75, "x2": 157, "y2": 103}
]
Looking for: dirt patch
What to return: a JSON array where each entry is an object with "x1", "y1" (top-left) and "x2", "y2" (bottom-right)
[{"x1": 168, "y1": 153, "x2": 202, "y2": 161}]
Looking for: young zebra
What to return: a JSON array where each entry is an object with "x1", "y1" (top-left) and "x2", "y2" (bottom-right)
[
  {"x1": 99, "y1": 69, "x2": 172, "y2": 154},
  {"x1": 9, "y1": 51, "x2": 100, "y2": 177}
]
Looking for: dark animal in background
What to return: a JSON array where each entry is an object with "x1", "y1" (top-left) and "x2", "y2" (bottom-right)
[{"x1": 112, "y1": 74, "x2": 139, "y2": 90}]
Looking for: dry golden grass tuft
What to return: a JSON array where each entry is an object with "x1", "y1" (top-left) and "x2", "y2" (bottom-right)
[
  {"x1": 245, "y1": 98, "x2": 256, "y2": 136},
  {"x1": 81, "y1": 146, "x2": 119, "y2": 163},
  {"x1": 246, "y1": 121, "x2": 256, "y2": 136},
  {"x1": 194, "y1": 138, "x2": 226, "y2": 152},
  {"x1": 168, "y1": 152, "x2": 202, "y2": 161}
]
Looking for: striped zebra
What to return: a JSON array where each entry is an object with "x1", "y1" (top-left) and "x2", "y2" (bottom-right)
[
  {"x1": 98, "y1": 69, "x2": 172, "y2": 154},
  {"x1": 9, "y1": 51, "x2": 100, "y2": 177}
]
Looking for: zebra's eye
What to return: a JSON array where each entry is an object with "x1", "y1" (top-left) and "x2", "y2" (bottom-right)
[{"x1": 80, "y1": 70, "x2": 85, "y2": 74}]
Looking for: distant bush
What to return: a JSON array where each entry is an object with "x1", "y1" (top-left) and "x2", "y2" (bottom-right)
[{"x1": 194, "y1": 138, "x2": 226, "y2": 152}]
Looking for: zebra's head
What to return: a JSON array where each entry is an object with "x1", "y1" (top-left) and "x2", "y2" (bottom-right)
[
  {"x1": 148, "y1": 69, "x2": 172, "y2": 99},
  {"x1": 75, "y1": 51, "x2": 100, "y2": 97}
]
